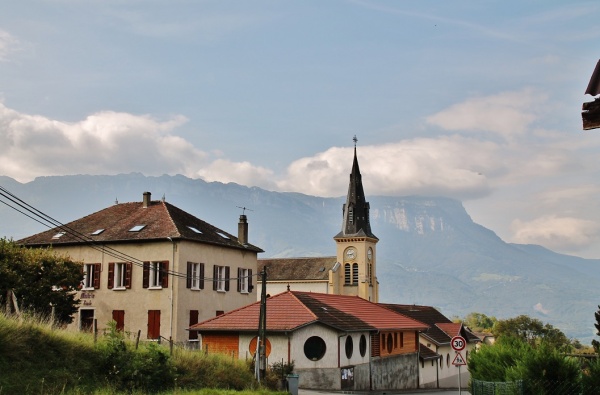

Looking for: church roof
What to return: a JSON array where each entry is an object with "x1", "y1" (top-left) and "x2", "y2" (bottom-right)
[
  {"x1": 190, "y1": 290, "x2": 427, "y2": 333},
  {"x1": 335, "y1": 142, "x2": 377, "y2": 240},
  {"x1": 257, "y1": 257, "x2": 337, "y2": 281},
  {"x1": 18, "y1": 192, "x2": 263, "y2": 253}
]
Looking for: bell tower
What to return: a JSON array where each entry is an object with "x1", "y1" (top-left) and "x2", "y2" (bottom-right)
[{"x1": 332, "y1": 136, "x2": 379, "y2": 302}]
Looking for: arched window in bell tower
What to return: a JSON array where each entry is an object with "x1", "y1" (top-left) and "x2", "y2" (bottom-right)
[
  {"x1": 344, "y1": 263, "x2": 351, "y2": 284},
  {"x1": 352, "y1": 263, "x2": 358, "y2": 284}
]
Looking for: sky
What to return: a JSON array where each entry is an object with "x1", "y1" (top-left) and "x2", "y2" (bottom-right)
[{"x1": 1, "y1": 1, "x2": 600, "y2": 258}]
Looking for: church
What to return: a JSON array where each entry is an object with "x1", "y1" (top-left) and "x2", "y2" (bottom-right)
[{"x1": 258, "y1": 137, "x2": 379, "y2": 302}]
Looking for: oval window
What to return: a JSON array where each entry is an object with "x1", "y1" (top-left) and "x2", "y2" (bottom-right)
[
  {"x1": 359, "y1": 334, "x2": 367, "y2": 357},
  {"x1": 304, "y1": 336, "x2": 327, "y2": 361},
  {"x1": 345, "y1": 335, "x2": 353, "y2": 359}
]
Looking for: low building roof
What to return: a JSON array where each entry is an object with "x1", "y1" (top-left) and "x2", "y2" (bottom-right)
[
  {"x1": 190, "y1": 290, "x2": 428, "y2": 333},
  {"x1": 18, "y1": 193, "x2": 263, "y2": 253},
  {"x1": 257, "y1": 257, "x2": 337, "y2": 281}
]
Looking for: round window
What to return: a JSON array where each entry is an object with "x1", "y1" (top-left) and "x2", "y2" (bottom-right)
[
  {"x1": 304, "y1": 336, "x2": 327, "y2": 361},
  {"x1": 345, "y1": 335, "x2": 353, "y2": 359},
  {"x1": 359, "y1": 334, "x2": 367, "y2": 357}
]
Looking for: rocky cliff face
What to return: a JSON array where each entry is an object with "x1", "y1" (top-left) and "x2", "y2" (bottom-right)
[{"x1": 1, "y1": 173, "x2": 599, "y2": 343}]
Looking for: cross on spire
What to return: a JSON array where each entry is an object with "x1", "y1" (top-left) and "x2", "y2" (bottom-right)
[{"x1": 353, "y1": 135, "x2": 358, "y2": 147}]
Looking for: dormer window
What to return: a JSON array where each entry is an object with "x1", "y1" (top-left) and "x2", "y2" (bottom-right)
[{"x1": 129, "y1": 225, "x2": 146, "y2": 232}]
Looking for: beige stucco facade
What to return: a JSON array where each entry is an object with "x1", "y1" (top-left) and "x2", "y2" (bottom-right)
[
  {"x1": 54, "y1": 239, "x2": 257, "y2": 344},
  {"x1": 331, "y1": 237, "x2": 379, "y2": 302}
]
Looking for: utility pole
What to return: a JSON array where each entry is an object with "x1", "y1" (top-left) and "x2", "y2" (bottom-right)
[{"x1": 256, "y1": 266, "x2": 268, "y2": 382}]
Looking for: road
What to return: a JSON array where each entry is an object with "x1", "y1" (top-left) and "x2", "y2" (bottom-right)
[{"x1": 300, "y1": 389, "x2": 470, "y2": 395}]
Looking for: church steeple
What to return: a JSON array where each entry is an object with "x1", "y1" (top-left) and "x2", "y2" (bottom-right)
[
  {"x1": 332, "y1": 136, "x2": 379, "y2": 302},
  {"x1": 336, "y1": 136, "x2": 378, "y2": 240}
]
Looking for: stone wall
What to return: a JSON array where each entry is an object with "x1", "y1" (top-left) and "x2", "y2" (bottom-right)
[{"x1": 371, "y1": 352, "x2": 419, "y2": 390}]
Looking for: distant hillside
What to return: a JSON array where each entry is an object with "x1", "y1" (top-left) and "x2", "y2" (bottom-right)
[{"x1": 1, "y1": 173, "x2": 599, "y2": 343}]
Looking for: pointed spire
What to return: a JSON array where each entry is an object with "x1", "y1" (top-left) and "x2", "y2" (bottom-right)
[{"x1": 335, "y1": 137, "x2": 378, "y2": 240}]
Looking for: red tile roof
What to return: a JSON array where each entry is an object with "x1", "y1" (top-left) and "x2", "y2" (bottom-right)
[
  {"x1": 18, "y1": 195, "x2": 262, "y2": 253},
  {"x1": 436, "y1": 323, "x2": 463, "y2": 338},
  {"x1": 190, "y1": 290, "x2": 428, "y2": 333}
]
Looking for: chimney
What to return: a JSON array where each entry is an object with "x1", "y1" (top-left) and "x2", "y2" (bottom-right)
[
  {"x1": 143, "y1": 192, "x2": 151, "y2": 208},
  {"x1": 238, "y1": 214, "x2": 248, "y2": 245}
]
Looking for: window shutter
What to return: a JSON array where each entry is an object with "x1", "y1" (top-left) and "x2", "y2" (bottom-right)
[
  {"x1": 93, "y1": 264, "x2": 101, "y2": 289},
  {"x1": 189, "y1": 310, "x2": 199, "y2": 340},
  {"x1": 199, "y1": 263, "x2": 205, "y2": 290},
  {"x1": 125, "y1": 263, "x2": 132, "y2": 289},
  {"x1": 248, "y1": 269, "x2": 253, "y2": 292},
  {"x1": 161, "y1": 261, "x2": 169, "y2": 288},
  {"x1": 237, "y1": 268, "x2": 242, "y2": 292},
  {"x1": 108, "y1": 263, "x2": 115, "y2": 289},
  {"x1": 186, "y1": 262, "x2": 192, "y2": 289},
  {"x1": 143, "y1": 262, "x2": 149, "y2": 288},
  {"x1": 212, "y1": 266, "x2": 218, "y2": 291},
  {"x1": 225, "y1": 266, "x2": 230, "y2": 291}
]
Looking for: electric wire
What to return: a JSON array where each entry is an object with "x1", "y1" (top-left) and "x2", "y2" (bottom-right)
[{"x1": 0, "y1": 185, "x2": 260, "y2": 283}]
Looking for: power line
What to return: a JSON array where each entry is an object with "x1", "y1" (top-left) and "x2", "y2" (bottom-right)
[{"x1": 0, "y1": 185, "x2": 259, "y2": 283}]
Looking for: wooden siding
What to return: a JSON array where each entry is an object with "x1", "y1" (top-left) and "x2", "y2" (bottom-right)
[{"x1": 202, "y1": 333, "x2": 239, "y2": 357}]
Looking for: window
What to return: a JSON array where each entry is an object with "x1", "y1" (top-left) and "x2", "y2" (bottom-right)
[
  {"x1": 386, "y1": 333, "x2": 393, "y2": 353},
  {"x1": 187, "y1": 262, "x2": 204, "y2": 290},
  {"x1": 352, "y1": 263, "x2": 358, "y2": 284},
  {"x1": 143, "y1": 261, "x2": 169, "y2": 289},
  {"x1": 359, "y1": 334, "x2": 367, "y2": 357},
  {"x1": 304, "y1": 336, "x2": 326, "y2": 361},
  {"x1": 348, "y1": 206, "x2": 354, "y2": 224},
  {"x1": 213, "y1": 265, "x2": 230, "y2": 292},
  {"x1": 112, "y1": 310, "x2": 125, "y2": 332},
  {"x1": 368, "y1": 263, "x2": 373, "y2": 284},
  {"x1": 91, "y1": 229, "x2": 104, "y2": 235},
  {"x1": 187, "y1": 226, "x2": 202, "y2": 234},
  {"x1": 237, "y1": 268, "x2": 253, "y2": 293},
  {"x1": 52, "y1": 232, "x2": 65, "y2": 239},
  {"x1": 345, "y1": 335, "x2": 353, "y2": 359},
  {"x1": 189, "y1": 310, "x2": 199, "y2": 340},
  {"x1": 129, "y1": 225, "x2": 145, "y2": 232},
  {"x1": 147, "y1": 310, "x2": 160, "y2": 340},
  {"x1": 80, "y1": 309, "x2": 94, "y2": 332},
  {"x1": 344, "y1": 263, "x2": 351, "y2": 284},
  {"x1": 82, "y1": 263, "x2": 100, "y2": 289},
  {"x1": 400, "y1": 332, "x2": 404, "y2": 348},
  {"x1": 108, "y1": 262, "x2": 132, "y2": 289}
]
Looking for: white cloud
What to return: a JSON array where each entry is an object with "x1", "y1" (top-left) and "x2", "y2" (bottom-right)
[
  {"x1": 511, "y1": 215, "x2": 600, "y2": 252},
  {"x1": 278, "y1": 137, "x2": 495, "y2": 199},
  {"x1": 195, "y1": 159, "x2": 276, "y2": 190},
  {"x1": 0, "y1": 29, "x2": 19, "y2": 61},
  {"x1": 533, "y1": 302, "x2": 550, "y2": 315},
  {"x1": 426, "y1": 88, "x2": 542, "y2": 137}
]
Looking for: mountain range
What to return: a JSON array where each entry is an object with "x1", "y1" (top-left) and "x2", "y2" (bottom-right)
[{"x1": 1, "y1": 173, "x2": 599, "y2": 344}]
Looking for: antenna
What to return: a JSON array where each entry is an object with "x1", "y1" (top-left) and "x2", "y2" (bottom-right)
[{"x1": 236, "y1": 206, "x2": 254, "y2": 215}]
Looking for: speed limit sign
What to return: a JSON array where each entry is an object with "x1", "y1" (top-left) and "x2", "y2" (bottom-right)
[{"x1": 451, "y1": 336, "x2": 466, "y2": 351}]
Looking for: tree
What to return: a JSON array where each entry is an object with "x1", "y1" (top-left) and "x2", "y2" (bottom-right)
[
  {"x1": 592, "y1": 305, "x2": 600, "y2": 354},
  {"x1": 463, "y1": 312, "x2": 497, "y2": 332},
  {"x1": 492, "y1": 315, "x2": 571, "y2": 351},
  {"x1": 0, "y1": 238, "x2": 82, "y2": 324}
]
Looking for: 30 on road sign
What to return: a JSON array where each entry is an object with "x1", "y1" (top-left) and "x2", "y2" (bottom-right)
[{"x1": 451, "y1": 336, "x2": 466, "y2": 351}]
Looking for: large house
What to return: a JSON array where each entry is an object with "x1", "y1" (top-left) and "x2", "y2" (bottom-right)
[
  {"x1": 18, "y1": 192, "x2": 263, "y2": 344},
  {"x1": 190, "y1": 290, "x2": 428, "y2": 391},
  {"x1": 258, "y1": 141, "x2": 379, "y2": 302}
]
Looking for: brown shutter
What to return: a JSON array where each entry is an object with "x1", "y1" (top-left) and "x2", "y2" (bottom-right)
[
  {"x1": 93, "y1": 264, "x2": 101, "y2": 289},
  {"x1": 125, "y1": 263, "x2": 132, "y2": 289},
  {"x1": 237, "y1": 268, "x2": 242, "y2": 292},
  {"x1": 143, "y1": 262, "x2": 149, "y2": 288},
  {"x1": 199, "y1": 263, "x2": 205, "y2": 290},
  {"x1": 225, "y1": 266, "x2": 230, "y2": 291},
  {"x1": 186, "y1": 262, "x2": 192, "y2": 289},
  {"x1": 108, "y1": 263, "x2": 114, "y2": 289},
  {"x1": 161, "y1": 261, "x2": 169, "y2": 288},
  {"x1": 147, "y1": 310, "x2": 160, "y2": 339},
  {"x1": 189, "y1": 310, "x2": 199, "y2": 340},
  {"x1": 112, "y1": 310, "x2": 125, "y2": 332},
  {"x1": 248, "y1": 269, "x2": 253, "y2": 292},
  {"x1": 213, "y1": 265, "x2": 218, "y2": 290}
]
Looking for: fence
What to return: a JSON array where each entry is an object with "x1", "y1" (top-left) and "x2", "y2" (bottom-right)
[{"x1": 471, "y1": 379, "x2": 596, "y2": 395}]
